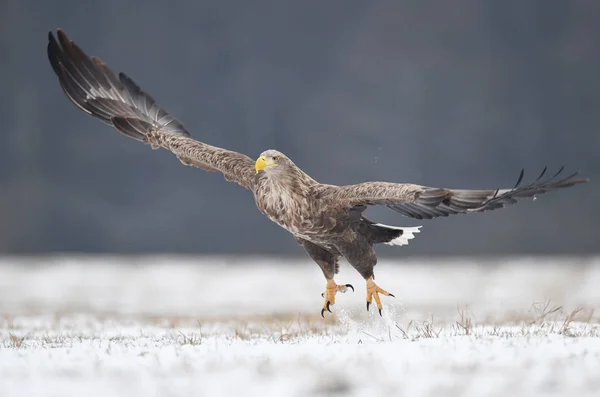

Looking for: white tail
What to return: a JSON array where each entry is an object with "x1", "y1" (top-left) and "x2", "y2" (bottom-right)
[{"x1": 374, "y1": 224, "x2": 422, "y2": 246}]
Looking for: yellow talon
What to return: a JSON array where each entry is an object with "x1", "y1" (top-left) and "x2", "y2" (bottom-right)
[
  {"x1": 320, "y1": 279, "x2": 354, "y2": 317},
  {"x1": 366, "y1": 277, "x2": 395, "y2": 316}
]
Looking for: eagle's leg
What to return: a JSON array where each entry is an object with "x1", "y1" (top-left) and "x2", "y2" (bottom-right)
[
  {"x1": 334, "y1": 239, "x2": 394, "y2": 316},
  {"x1": 366, "y1": 277, "x2": 395, "y2": 316},
  {"x1": 294, "y1": 237, "x2": 354, "y2": 317},
  {"x1": 321, "y1": 279, "x2": 354, "y2": 317}
]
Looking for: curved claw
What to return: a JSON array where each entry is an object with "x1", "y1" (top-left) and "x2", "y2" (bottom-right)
[
  {"x1": 321, "y1": 308, "x2": 326, "y2": 318},
  {"x1": 345, "y1": 284, "x2": 355, "y2": 292},
  {"x1": 389, "y1": 293, "x2": 395, "y2": 298},
  {"x1": 326, "y1": 300, "x2": 332, "y2": 313},
  {"x1": 366, "y1": 301, "x2": 370, "y2": 311},
  {"x1": 378, "y1": 308, "x2": 382, "y2": 317},
  {"x1": 321, "y1": 292, "x2": 325, "y2": 298}
]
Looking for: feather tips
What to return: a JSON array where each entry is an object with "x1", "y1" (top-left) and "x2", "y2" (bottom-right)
[
  {"x1": 317, "y1": 167, "x2": 588, "y2": 221},
  {"x1": 48, "y1": 29, "x2": 257, "y2": 190},
  {"x1": 48, "y1": 30, "x2": 191, "y2": 137},
  {"x1": 386, "y1": 167, "x2": 588, "y2": 220}
]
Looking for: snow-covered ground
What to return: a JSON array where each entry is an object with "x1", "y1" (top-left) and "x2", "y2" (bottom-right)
[{"x1": 1, "y1": 256, "x2": 599, "y2": 397}]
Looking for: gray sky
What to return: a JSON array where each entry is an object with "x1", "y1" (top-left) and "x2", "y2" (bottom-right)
[{"x1": 1, "y1": 0, "x2": 598, "y2": 255}]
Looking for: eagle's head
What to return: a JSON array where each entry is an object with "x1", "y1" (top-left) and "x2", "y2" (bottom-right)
[{"x1": 255, "y1": 149, "x2": 292, "y2": 174}]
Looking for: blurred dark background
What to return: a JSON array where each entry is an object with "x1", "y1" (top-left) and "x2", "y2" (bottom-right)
[{"x1": 1, "y1": 0, "x2": 598, "y2": 256}]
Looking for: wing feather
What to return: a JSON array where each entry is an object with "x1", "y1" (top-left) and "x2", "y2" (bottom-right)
[
  {"x1": 316, "y1": 168, "x2": 588, "y2": 220},
  {"x1": 47, "y1": 29, "x2": 255, "y2": 190}
]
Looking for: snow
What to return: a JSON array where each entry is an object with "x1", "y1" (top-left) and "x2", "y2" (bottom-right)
[{"x1": 1, "y1": 256, "x2": 600, "y2": 397}]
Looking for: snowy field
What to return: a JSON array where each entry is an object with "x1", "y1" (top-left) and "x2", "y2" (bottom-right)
[{"x1": 1, "y1": 256, "x2": 600, "y2": 397}]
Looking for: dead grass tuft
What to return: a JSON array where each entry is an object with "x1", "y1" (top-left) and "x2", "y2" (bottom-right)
[
  {"x1": 6, "y1": 333, "x2": 27, "y2": 349},
  {"x1": 416, "y1": 316, "x2": 442, "y2": 338},
  {"x1": 454, "y1": 306, "x2": 473, "y2": 336},
  {"x1": 177, "y1": 329, "x2": 203, "y2": 346},
  {"x1": 395, "y1": 315, "x2": 441, "y2": 339}
]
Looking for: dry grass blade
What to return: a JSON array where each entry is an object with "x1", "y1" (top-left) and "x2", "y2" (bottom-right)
[
  {"x1": 529, "y1": 299, "x2": 563, "y2": 325},
  {"x1": 456, "y1": 306, "x2": 473, "y2": 336},
  {"x1": 560, "y1": 307, "x2": 584, "y2": 337},
  {"x1": 395, "y1": 320, "x2": 413, "y2": 339}
]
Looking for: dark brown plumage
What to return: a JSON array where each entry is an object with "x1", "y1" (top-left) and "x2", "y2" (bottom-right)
[{"x1": 47, "y1": 30, "x2": 589, "y2": 317}]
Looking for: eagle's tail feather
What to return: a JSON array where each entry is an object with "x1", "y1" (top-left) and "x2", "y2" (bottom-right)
[{"x1": 363, "y1": 221, "x2": 422, "y2": 246}]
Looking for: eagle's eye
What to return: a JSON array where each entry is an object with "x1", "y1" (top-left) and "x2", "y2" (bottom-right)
[{"x1": 272, "y1": 156, "x2": 280, "y2": 161}]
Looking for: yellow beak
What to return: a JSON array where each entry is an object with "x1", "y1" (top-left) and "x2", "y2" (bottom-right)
[
  {"x1": 255, "y1": 156, "x2": 268, "y2": 173},
  {"x1": 256, "y1": 156, "x2": 278, "y2": 173}
]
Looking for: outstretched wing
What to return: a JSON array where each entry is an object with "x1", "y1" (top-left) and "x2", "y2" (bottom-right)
[
  {"x1": 316, "y1": 167, "x2": 588, "y2": 220},
  {"x1": 47, "y1": 29, "x2": 256, "y2": 190}
]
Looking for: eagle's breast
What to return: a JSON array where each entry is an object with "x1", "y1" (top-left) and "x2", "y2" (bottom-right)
[
  {"x1": 255, "y1": 181, "x2": 308, "y2": 233},
  {"x1": 253, "y1": 169, "x2": 333, "y2": 239}
]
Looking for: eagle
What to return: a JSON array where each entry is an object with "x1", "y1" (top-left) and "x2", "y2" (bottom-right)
[{"x1": 47, "y1": 30, "x2": 588, "y2": 317}]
